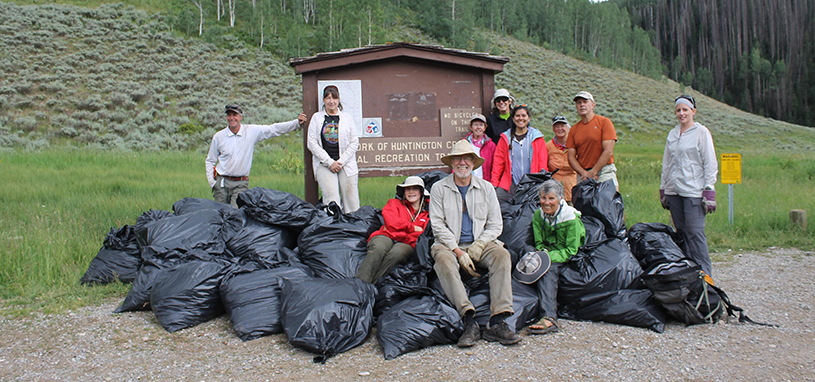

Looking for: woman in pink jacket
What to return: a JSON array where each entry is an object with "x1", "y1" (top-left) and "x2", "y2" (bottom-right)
[
  {"x1": 464, "y1": 113, "x2": 496, "y2": 182},
  {"x1": 490, "y1": 104, "x2": 548, "y2": 201}
]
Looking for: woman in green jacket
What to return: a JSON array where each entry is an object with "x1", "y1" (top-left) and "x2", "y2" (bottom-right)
[{"x1": 528, "y1": 179, "x2": 585, "y2": 334}]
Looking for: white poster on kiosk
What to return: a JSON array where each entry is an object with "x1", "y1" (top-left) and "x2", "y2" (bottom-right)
[{"x1": 316, "y1": 80, "x2": 378, "y2": 137}]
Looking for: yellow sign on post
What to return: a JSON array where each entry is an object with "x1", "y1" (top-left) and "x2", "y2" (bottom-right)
[{"x1": 720, "y1": 153, "x2": 742, "y2": 184}]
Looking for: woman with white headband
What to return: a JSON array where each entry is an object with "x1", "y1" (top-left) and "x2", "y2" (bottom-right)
[{"x1": 659, "y1": 95, "x2": 718, "y2": 277}]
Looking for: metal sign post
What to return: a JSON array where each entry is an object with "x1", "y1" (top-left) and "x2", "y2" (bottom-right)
[{"x1": 720, "y1": 153, "x2": 742, "y2": 225}]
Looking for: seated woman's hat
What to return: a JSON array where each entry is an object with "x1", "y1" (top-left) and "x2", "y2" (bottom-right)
[
  {"x1": 440, "y1": 140, "x2": 485, "y2": 170},
  {"x1": 396, "y1": 176, "x2": 430, "y2": 197}
]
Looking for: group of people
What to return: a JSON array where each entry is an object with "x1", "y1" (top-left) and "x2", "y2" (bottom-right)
[{"x1": 205, "y1": 86, "x2": 719, "y2": 348}]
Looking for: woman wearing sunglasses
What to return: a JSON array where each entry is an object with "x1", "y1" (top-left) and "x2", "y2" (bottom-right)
[
  {"x1": 659, "y1": 95, "x2": 718, "y2": 277},
  {"x1": 490, "y1": 104, "x2": 549, "y2": 201},
  {"x1": 485, "y1": 88, "x2": 515, "y2": 145}
]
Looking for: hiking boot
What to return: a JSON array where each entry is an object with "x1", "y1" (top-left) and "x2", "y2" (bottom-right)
[
  {"x1": 482, "y1": 321, "x2": 521, "y2": 346},
  {"x1": 457, "y1": 321, "x2": 480, "y2": 348}
]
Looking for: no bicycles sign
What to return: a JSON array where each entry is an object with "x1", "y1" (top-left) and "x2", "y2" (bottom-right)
[{"x1": 720, "y1": 153, "x2": 742, "y2": 184}]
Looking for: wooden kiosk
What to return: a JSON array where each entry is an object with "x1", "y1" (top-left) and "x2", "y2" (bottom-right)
[{"x1": 290, "y1": 43, "x2": 509, "y2": 205}]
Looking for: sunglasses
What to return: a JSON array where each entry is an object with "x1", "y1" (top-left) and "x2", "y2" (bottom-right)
[
  {"x1": 495, "y1": 97, "x2": 510, "y2": 103},
  {"x1": 514, "y1": 104, "x2": 528, "y2": 108},
  {"x1": 552, "y1": 116, "x2": 568, "y2": 123},
  {"x1": 675, "y1": 95, "x2": 696, "y2": 108}
]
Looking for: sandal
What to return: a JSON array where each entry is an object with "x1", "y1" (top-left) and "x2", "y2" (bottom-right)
[{"x1": 529, "y1": 317, "x2": 560, "y2": 335}]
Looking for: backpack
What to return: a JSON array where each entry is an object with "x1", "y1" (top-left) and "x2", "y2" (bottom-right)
[
  {"x1": 641, "y1": 259, "x2": 776, "y2": 326},
  {"x1": 642, "y1": 260, "x2": 724, "y2": 325}
]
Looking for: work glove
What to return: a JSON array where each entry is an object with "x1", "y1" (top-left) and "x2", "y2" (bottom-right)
[
  {"x1": 659, "y1": 189, "x2": 669, "y2": 210},
  {"x1": 458, "y1": 252, "x2": 481, "y2": 278},
  {"x1": 467, "y1": 240, "x2": 487, "y2": 262},
  {"x1": 702, "y1": 189, "x2": 716, "y2": 214}
]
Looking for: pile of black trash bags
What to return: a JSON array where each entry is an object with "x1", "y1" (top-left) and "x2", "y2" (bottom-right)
[{"x1": 81, "y1": 171, "x2": 695, "y2": 361}]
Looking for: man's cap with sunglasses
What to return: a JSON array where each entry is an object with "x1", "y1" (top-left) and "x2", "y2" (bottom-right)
[
  {"x1": 225, "y1": 104, "x2": 243, "y2": 115},
  {"x1": 551, "y1": 116, "x2": 569, "y2": 126}
]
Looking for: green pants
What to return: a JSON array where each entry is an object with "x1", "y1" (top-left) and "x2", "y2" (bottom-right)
[{"x1": 356, "y1": 235, "x2": 414, "y2": 284}]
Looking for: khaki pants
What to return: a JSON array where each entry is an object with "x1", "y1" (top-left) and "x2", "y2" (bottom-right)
[
  {"x1": 431, "y1": 241, "x2": 514, "y2": 317},
  {"x1": 212, "y1": 176, "x2": 249, "y2": 208}
]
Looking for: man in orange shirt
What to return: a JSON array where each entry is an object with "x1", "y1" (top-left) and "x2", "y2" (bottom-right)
[{"x1": 565, "y1": 91, "x2": 618, "y2": 189}]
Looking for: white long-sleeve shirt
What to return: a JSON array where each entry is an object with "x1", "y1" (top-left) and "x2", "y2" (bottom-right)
[
  {"x1": 660, "y1": 122, "x2": 718, "y2": 197},
  {"x1": 205, "y1": 119, "x2": 300, "y2": 188}
]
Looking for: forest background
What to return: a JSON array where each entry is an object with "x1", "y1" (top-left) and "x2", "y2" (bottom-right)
[{"x1": 8, "y1": 0, "x2": 812, "y2": 126}]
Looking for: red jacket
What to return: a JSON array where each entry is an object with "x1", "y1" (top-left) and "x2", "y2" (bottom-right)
[
  {"x1": 491, "y1": 127, "x2": 549, "y2": 191},
  {"x1": 368, "y1": 198, "x2": 429, "y2": 248}
]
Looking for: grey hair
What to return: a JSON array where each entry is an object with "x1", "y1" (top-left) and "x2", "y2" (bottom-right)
[{"x1": 538, "y1": 179, "x2": 564, "y2": 200}]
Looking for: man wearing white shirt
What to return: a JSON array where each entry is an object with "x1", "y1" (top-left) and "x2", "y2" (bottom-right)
[{"x1": 206, "y1": 104, "x2": 307, "y2": 207}]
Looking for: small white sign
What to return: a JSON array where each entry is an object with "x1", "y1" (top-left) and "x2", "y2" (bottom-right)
[{"x1": 362, "y1": 117, "x2": 383, "y2": 137}]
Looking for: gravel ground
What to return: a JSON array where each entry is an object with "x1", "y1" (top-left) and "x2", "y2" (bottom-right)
[{"x1": 1, "y1": 249, "x2": 813, "y2": 381}]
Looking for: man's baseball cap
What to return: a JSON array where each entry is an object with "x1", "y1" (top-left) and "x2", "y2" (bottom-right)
[
  {"x1": 225, "y1": 104, "x2": 243, "y2": 115},
  {"x1": 551, "y1": 116, "x2": 569, "y2": 126},
  {"x1": 573, "y1": 91, "x2": 594, "y2": 102}
]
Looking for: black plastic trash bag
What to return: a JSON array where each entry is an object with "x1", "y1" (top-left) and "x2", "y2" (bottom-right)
[
  {"x1": 558, "y1": 238, "x2": 643, "y2": 305},
  {"x1": 627, "y1": 223, "x2": 686, "y2": 271},
  {"x1": 414, "y1": 228, "x2": 436, "y2": 272},
  {"x1": 572, "y1": 179, "x2": 626, "y2": 239},
  {"x1": 468, "y1": 278, "x2": 540, "y2": 333},
  {"x1": 374, "y1": 263, "x2": 433, "y2": 317},
  {"x1": 559, "y1": 289, "x2": 666, "y2": 333},
  {"x1": 498, "y1": 173, "x2": 552, "y2": 262},
  {"x1": 133, "y1": 209, "x2": 174, "y2": 231},
  {"x1": 135, "y1": 209, "x2": 231, "y2": 258},
  {"x1": 510, "y1": 172, "x2": 553, "y2": 205},
  {"x1": 114, "y1": 249, "x2": 186, "y2": 312},
  {"x1": 280, "y1": 277, "x2": 377, "y2": 362},
  {"x1": 223, "y1": 210, "x2": 297, "y2": 266},
  {"x1": 297, "y1": 203, "x2": 382, "y2": 279},
  {"x1": 220, "y1": 262, "x2": 314, "y2": 341},
  {"x1": 81, "y1": 225, "x2": 141, "y2": 285},
  {"x1": 150, "y1": 256, "x2": 235, "y2": 333},
  {"x1": 376, "y1": 294, "x2": 463, "y2": 360},
  {"x1": 415, "y1": 170, "x2": 452, "y2": 193},
  {"x1": 172, "y1": 197, "x2": 234, "y2": 215},
  {"x1": 237, "y1": 188, "x2": 317, "y2": 232},
  {"x1": 580, "y1": 216, "x2": 607, "y2": 251}
]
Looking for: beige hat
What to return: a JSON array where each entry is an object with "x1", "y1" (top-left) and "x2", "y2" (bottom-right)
[
  {"x1": 573, "y1": 91, "x2": 594, "y2": 102},
  {"x1": 470, "y1": 113, "x2": 487, "y2": 124},
  {"x1": 440, "y1": 140, "x2": 485, "y2": 170},
  {"x1": 396, "y1": 176, "x2": 430, "y2": 198},
  {"x1": 491, "y1": 88, "x2": 515, "y2": 106}
]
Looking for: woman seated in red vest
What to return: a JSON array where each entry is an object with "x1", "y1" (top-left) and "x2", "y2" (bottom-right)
[{"x1": 356, "y1": 176, "x2": 430, "y2": 283}]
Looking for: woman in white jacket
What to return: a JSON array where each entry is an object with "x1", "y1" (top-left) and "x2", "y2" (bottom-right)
[
  {"x1": 307, "y1": 85, "x2": 360, "y2": 212},
  {"x1": 659, "y1": 95, "x2": 718, "y2": 276}
]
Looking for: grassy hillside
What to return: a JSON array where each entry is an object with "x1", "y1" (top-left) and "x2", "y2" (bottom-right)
[{"x1": 2, "y1": 2, "x2": 814, "y2": 155}]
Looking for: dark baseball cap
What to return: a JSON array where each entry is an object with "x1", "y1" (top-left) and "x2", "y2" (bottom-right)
[{"x1": 225, "y1": 104, "x2": 243, "y2": 115}]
